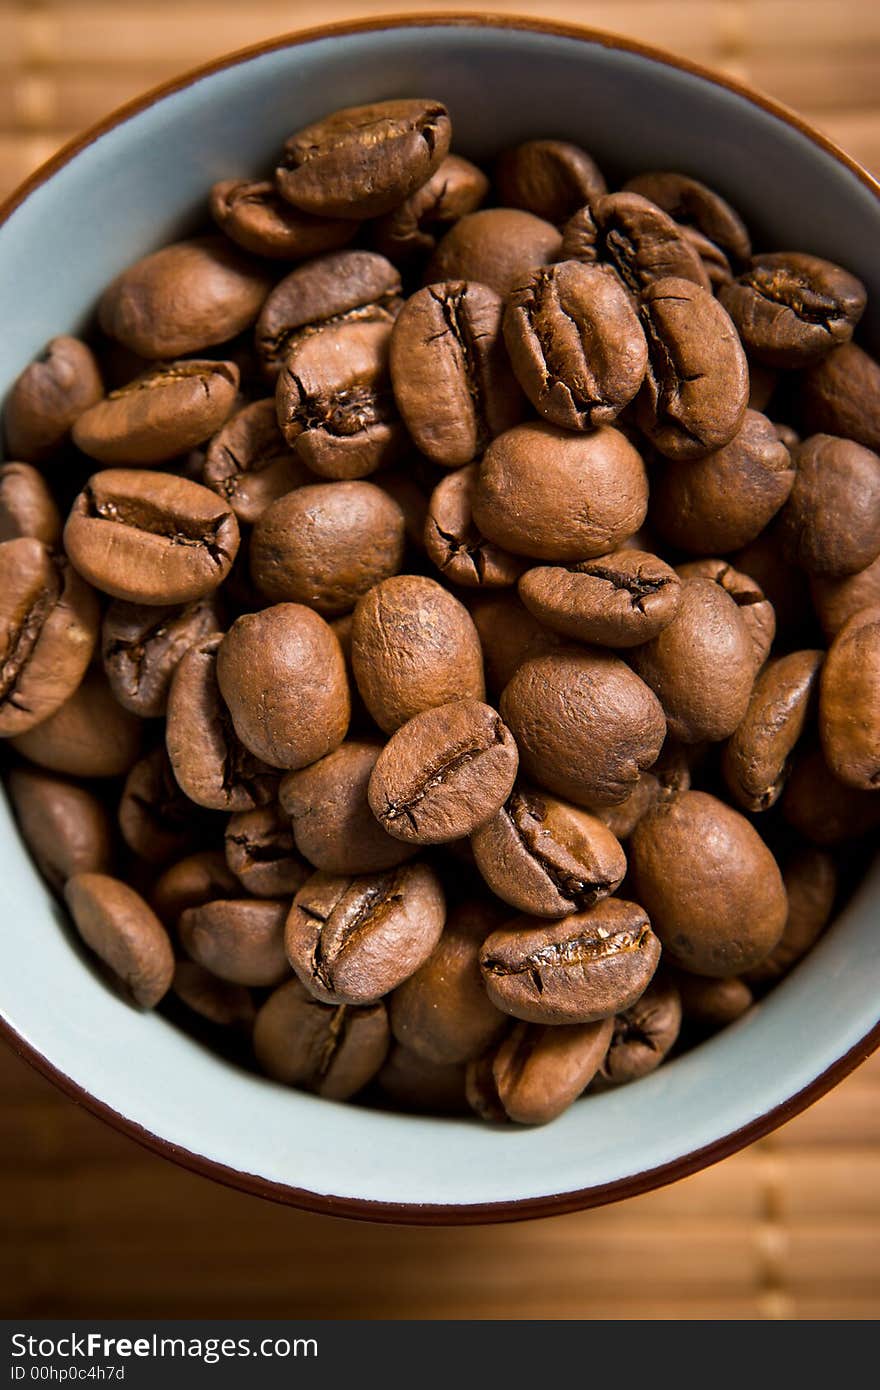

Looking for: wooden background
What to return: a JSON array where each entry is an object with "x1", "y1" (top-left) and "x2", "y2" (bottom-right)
[{"x1": 2, "y1": 0, "x2": 880, "y2": 1320}]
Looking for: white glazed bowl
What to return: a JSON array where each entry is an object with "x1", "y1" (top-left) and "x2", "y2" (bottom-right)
[{"x1": 1, "y1": 15, "x2": 879, "y2": 1223}]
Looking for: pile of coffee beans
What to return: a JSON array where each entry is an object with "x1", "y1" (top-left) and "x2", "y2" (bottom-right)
[{"x1": 3, "y1": 98, "x2": 879, "y2": 1126}]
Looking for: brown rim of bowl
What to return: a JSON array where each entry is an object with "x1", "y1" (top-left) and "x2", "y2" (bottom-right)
[{"x1": 2, "y1": 12, "x2": 879, "y2": 1227}]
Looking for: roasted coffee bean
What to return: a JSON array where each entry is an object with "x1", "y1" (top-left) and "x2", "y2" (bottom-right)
[
  {"x1": 424, "y1": 465, "x2": 525, "y2": 589},
  {"x1": 209, "y1": 178, "x2": 357, "y2": 260},
  {"x1": 11, "y1": 669, "x2": 142, "y2": 778},
  {"x1": 467, "y1": 1016, "x2": 613, "y2": 1126},
  {"x1": 778, "y1": 434, "x2": 880, "y2": 578},
  {"x1": 64, "y1": 470, "x2": 240, "y2": 604},
  {"x1": 503, "y1": 261, "x2": 647, "y2": 430},
  {"x1": 65, "y1": 872, "x2": 174, "y2": 1007},
  {"x1": 561, "y1": 192, "x2": 710, "y2": 293},
  {"x1": 802, "y1": 342, "x2": 880, "y2": 452},
  {"x1": 389, "y1": 900, "x2": 508, "y2": 1065},
  {"x1": 351, "y1": 575, "x2": 484, "y2": 734},
  {"x1": 719, "y1": 252, "x2": 866, "y2": 368},
  {"x1": 782, "y1": 743, "x2": 880, "y2": 845},
  {"x1": 518, "y1": 550, "x2": 680, "y2": 648},
  {"x1": 172, "y1": 960, "x2": 256, "y2": 1031},
  {"x1": 255, "y1": 249, "x2": 402, "y2": 379},
  {"x1": 7, "y1": 767, "x2": 114, "y2": 893},
  {"x1": 500, "y1": 648, "x2": 666, "y2": 807},
  {"x1": 681, "y1": 226, "x2": 733, "y2": 288},
  {"x1": 202, "y1": 398, "x2": 311, "y2": 525},
  {"x1": 650, "y1": 410, "x2": 795, "y2": 554},
  {"x1": 636, "y1": 277, "x2": 749, "y2": 460},
  {"x1": 216, "y1": 605, "x2": 349, "y2": 769},
  {"x1": 285, "y1": 862, "x2": 445, "y2": 1005},
  {"x1": 495, "y1": 139, "x2": 607, "y2": 224},
  {"x1": 426, "y1": 208, "x2": 562, "y2": 299},
  {"x1": 368, "y1": 699, "x2": 519, "y2": 844},
  {"x1": 622, "y1": 171, "x2": 751, "y2": 263},
  {"x1": 673, "y1": 562, "x2": 776, "y2": 671},
  {"x1": 371, "y1": 154, "x2": 489, "y2": 261},
  {"x1": 811, "y1": 555, "x2": 880, "y2": 639},
  {"x1": 165, "y1": 634, "x2": 278, "y2": 811},
  {"x1": 673, "y1": 971, "x2": 753, "y2": 1028},
  {"x1": 480, "y1": 899, "x2": 660, "y2": 1026},
  {"x1": 630, "y1": 791, "x2": 787, "y2": 976},
  {"x1": 819, "y1": 606, "x2": 880, "y2": 789},
  {"x1": 73, "y1": 359, "x2": 239, "y2": 466},
  {"x1": 250, "y1": 481, "x2": 405, "y2": 615},
  {"x1": 471, "y1": 786, "x2": 626, "y2": 917},
  {"x1": 473, "y1": 421, "x2": 648, "y2": 561},
  {"x1": 3, "y1": 336, "x2": 103, "y2": 462},
  {"x1": 390, "y1": 281, "x2": 523, "y2": 467},
  {"x1": 180, "y1": 898, "x2": 290, "y2": 986},
  {"x1": 101, "y1": 596, "x2": 220, "y2": 718},
  {"x1": 378, "y1": 1046, "x2": 468, "y2": 1115},
  {"x1": 98, "y1": 237, "x2": 272, "y2": 359},
  {"x1": 254, "y1": 978, "x2": 388, "y2": 1098},
  {"x1": 279, "y1": 740, "x2": 417, "y2": 875},
  {"x1": 152, "y1": 850, "x2": 239, "y2": 927},
  {"x1": 0, "y1": 463, "x2": 62, "y2": 546},
  {"x1": 0, "y1": 537, "x2": 99, "y2": 736},
  {"x1": 746, "y1": 847, "x2": 837, "y2": 985},
  {"x1": 629, "y1": 578, "x2": 755, "y2": 743},
  {"x1": 224, "y1": 805, "x2": 309, "y2": 898},
  {"x1": 596, "y1": 976, "x2": 682, "y2": 1086},
  {"x1": 119, "y1": 744, "x2": 208, "y2": 864},
  {"x1": 722, "y1": 650, "x2": 823, "y2": 811},
  {"x1": 277, "y1": 99, "x2": 451, "y2": 219},
  {"x1": 468, "y1": 591, "x2": 563, "y2": 697}
]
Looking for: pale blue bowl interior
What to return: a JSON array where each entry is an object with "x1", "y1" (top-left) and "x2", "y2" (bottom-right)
[{"x1": 1, "y1": 21, "x2": 878, "y2": 1210}]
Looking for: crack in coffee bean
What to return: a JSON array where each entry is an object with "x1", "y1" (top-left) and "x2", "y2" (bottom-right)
[
  {"x1": 483, "y1": 924, "x2": 653, "y2": 983},
  {"x1": 568, "y1": 562, "x2": 672, "y2": 611},
  {"x1": 427, "y1": 284, "x2": 490, "y2": 448},
  {"x1": 740, "y1": 267, "x2": 842, "y2": 328},
  {"x1": 505, "y1": 794, "x2": 611, "y2": 909},
  {"x1": 288, "y1": 377, "x2": 393, "y2": 438},
  {"x1": 381, "y1": 720, "x2": 508, "y2": 829},
  {"x1": 316, "y1": 1003, "x2": 349, "y2": 1078},
  {"x1": 84, "y1": 487, "x2": 233, "y2": 566},
  {"x1": 303, "y1": 875, "x2": 400, "y2": 990}
]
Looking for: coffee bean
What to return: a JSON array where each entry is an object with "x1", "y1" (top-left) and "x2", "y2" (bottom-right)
[
  {"x1": 98, "y1": 236, "x2": 272, "y2": 359},
  {"x1": 3, "y1": 336, "x2": 103, "y2": 462},
  {"x1": 468, "y1": 591, "x2": 563, "y2": 697},
  {"x1": 180, "y1": 898, "x2": 291, "y2": 987},
  {"x1": 719, "y1": 252, "x2": 866, "y2": 367},
  {"x1": 277, "y1": 99, "x2": 451, "y2": 219},
  {"x1": 495, "y1": 139, "x2": 607, "y2": 223},
  {"x1": 802, "y1": 342, "x2": 880, "y2": 452},
  {"x1": 819, "y1": 606, "x2": 880, "y2": 789},
  {"x1": 0, "y1": 463, "x2": 63, "y2": 546},
  {"x1": 65, "y1": 872, "x2": 174, "y2": 1007},
  {"x1": 202, "y1": 398, "x2": 311, "y2": 525},
  {"x1": 0, "y1": 537, "x2": 99, "y2": 735},
  {"x1": 254, "y1": 978, "x2": 389, "y2": 1098},
  {"x1": 351, "y1": 575, "x2": 485, "y2": 734},
  {"x1": 11, "y1": 668, "x2": 142, "y2": 778},
  {"x1": 782, "y1": 743, "x2": 880, "y2": 845},
  {"x1": 636, "y1": 277, "x2": 749, "y2": 460},
  {"x1": 424, "y1": 465, "x2": 526, "y2": 589},
  {"x1": 165, "y1": 634, "x2": 278, "y2": 812},
  {"x1": 372, "y1": 154, "x2": 489, "y2": 261},
  {"x1": 650, "y1": 409, "x2": 795, "y2": 554},
  {"x1": 673, "y1": 971, "x2": 753, "y2": 1028},
  {"x1": 681, "y1": 225, "x2": 734, "y2": 288},
  {"x1": 778, "y1": 434, "x2": 880, "y2": 577},
  {"x1": 216, "y1": 604, "x2": 349, "y2": 769},
  {"x1": 562, "y1": 191, "x2": 711, "y2": 294},
  {"x1": 7, "y1": 767, "x2": 114, "y2": 893},
  {"x1": 722, "y1": 650, "x2": 823, "y2": 811},
  {"x1": 467, "y1": 1017, "x2": 614, "y2": 1125},
  {"x1": 224, "y1": 804, "x2": 310, "y2": 898},
  {"x1": 119, "y1": 744, "x2": 208, "y2": 864},
  {"x1": 255, "y1": 249, "x2": 402, "y2": 379},
  {"x1": 630, "y1": 791, "x2": 787, "y2": 976},
  {"x1": 389, "y1": 900, "x2": 508, "y2": 1065},
  {"x1": 500, "y1": 648, "x2": 666, "y2": 807},
  {"x1": 472, "y1": 421, "x2": 648, "y2": 562},
  {"x1": 480, "y1": 898, "x2": 660, "y2": 1026},
  {"x1": 518, "y1": 550, "x2": 680, "y2": 648},
  {"x1": 285, "y1": 862, "x2": 446, "y2": 1005},
  {"x1": 390, "y1": 281, "x2": 524, "y2": 466},
  {"x1": 470, "y1": 786, "x2": 626, "y2": 917},
  {"x1": 426, "y1": 208, "x2": 562, "y2": 299},
  {"x1": 101, "y1": 595, "x2": 220, "y2": 718},
  {"x1": 250, "y1": 481, "x2": 405, "y2": 615},
  {"x1": 622, "y1": 172, "x2": 751, "y2": 264},
  {"x1": 503, "y1": 261, "x2": 647, "y2": 430},
  {"x1": 210, "y1": 178, "x2": 357, "y2": 260},
  {"x1": 64, "y1": 469, "x2": 240, "y2": 604},
  {"x1": 673, "y1": 562, "x2": 776, "y2": 672},
  {"x1": 151, "y1": 850, "x2": 240, "y2": 928},
  {"x1": 279, "y1": 740, "x2": 417, "y2": 875},
  {"x1": 378, "y1": 1045, "x2": 468, "y2": 1115},
  {"x1": 811, "y1": 555, "x2": 880, "y2": 639},
  {"x1": 73, "y1": 359, "x2": 239, "y2": 465},
  {"x1": 368, "y1": 699, "x2": 519, "y2": 845},
  {"x1": 746, "y1": 847, "x2": 837, "y2": 985},
  {"x1": 596, "y1": 976, "x2": 682, "y2": 1086},
  {"x1": 172, "y1": 960, "x2": 256, "y2": 1031}
]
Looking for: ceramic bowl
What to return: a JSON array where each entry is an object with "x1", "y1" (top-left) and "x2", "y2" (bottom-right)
[{"x1": 1, "y1": 15, "x2": 878, "y2": 1224}]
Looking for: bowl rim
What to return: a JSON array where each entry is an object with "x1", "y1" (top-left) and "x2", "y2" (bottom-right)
[{"x1": 2, "y1": 10, "x2": 879, "y2": 1227}]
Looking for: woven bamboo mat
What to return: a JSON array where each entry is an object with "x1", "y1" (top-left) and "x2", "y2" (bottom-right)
[{"x1": 1, "y1": 0, "x2": 879, "y2": 1321}]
